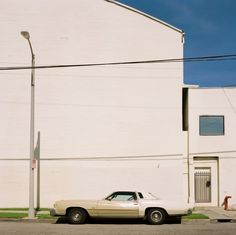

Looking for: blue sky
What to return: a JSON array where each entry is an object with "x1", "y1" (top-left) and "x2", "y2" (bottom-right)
[{"x1": 118, "y1": 0, "x2": 236, "y2": 87}]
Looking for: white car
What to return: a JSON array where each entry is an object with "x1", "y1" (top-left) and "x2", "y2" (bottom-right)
[{"x1": 50, "y1": 191, "x2": 192, "y2": 225}]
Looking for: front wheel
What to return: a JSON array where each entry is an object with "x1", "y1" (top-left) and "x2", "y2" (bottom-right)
[
  {"x1": 67, "y1": 208, "x2": 87, "y2": 224},
  {"x1": 147, "y1": 208, "x2": 166, "y2": 225}
]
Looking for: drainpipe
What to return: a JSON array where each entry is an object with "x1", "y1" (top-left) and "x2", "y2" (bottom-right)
[
  {"x1": 183, "y1": 85, "x2": 199, "y2": 204},
  {"x1": 182, "y1": 87, "x2": 190, "y2": 203}
]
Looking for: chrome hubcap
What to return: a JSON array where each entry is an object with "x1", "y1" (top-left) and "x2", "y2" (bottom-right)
[
  {"x1": 151, "y1": 211, "x2": 162, "y2": 222},
  {"x1": 73, "y1": 212, "x2": 81, "y2": 221}
]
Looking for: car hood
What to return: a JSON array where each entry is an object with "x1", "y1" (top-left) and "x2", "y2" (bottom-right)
[
  {"x1": 56, "y1": 199, "x2": 99, "y2": 204},
  {"x1": 54, "y1": 199, "x2": 99, "y2": 209}
]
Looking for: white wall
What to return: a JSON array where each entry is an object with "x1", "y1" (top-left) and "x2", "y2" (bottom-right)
[
  {"x1": 0, "y1": 157, "x2": 184, "y2": 207},
  {"x1": 189, "y1": 88, "x2": 236, "y2": 206},
  {"x1": 189, "y1": 88, "x2": 236, "y2": 154},
  {"x1": 220, "y1": 157, "x2": 236, "y2": 206},
  {"x1": 0, "y1": 0, "x2": 184, "y2": 207}
]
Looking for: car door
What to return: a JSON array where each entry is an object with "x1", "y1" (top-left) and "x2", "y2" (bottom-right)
[{"x1": 96, "y1": 192, "x2": 139, "y2": 218}]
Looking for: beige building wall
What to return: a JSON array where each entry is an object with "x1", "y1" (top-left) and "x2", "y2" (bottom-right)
[{"x1": 0, "y1": 0, "x2": 184, "y2": 207}]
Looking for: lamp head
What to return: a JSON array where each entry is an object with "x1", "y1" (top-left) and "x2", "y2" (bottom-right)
[{"x1": 21, "y1": 31, "x2": 30, "y2": 40}]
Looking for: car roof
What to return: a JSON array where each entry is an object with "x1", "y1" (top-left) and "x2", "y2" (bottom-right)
[{"x1": 112, "y1": 191, "x2": 137, "y2": 194}]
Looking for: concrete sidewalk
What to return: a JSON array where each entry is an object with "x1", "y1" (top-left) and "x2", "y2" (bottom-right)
[{"x1": 195, "y1": 207, "x2": 236, "y2": 223}]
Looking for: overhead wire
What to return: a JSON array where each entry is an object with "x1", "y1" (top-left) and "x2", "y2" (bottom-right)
[
  {"x1": 222, "y1": 88, "x2": 236, "y2": 114},
  {"x1": 0, "y1": 54, "x2": 236, "y2": 71}
]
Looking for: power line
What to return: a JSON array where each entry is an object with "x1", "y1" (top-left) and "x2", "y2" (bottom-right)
[
  {"x1": 0, "y1": 54, "x2": 236, "y2": 71},
  {"x1": 222, "y1": 88, "x2": 236, "y2": 114}
]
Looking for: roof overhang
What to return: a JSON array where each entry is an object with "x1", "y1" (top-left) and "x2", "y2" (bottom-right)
[{"x1": 105, "y1": 0, "x2": 184, "y2": 34}]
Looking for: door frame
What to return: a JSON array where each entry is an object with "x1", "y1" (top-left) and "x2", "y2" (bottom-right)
[{"x1": 192, "y1": 157, "x2": 219, "y2": 207}]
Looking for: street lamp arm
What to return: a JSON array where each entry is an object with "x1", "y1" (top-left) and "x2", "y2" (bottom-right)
[
  {"x1": 27, "y1": 39, "x2": 35, "y2": 61},
  {"x1": 21, "y1": 31, "x2": 35, "y2": 61}
]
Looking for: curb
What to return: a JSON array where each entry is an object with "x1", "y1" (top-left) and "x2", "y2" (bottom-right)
[
  {"x1": 0, "y1": 218, "x2": 211, "y2": 224},
  {"x1": 182, "y1": 218, "x2": 236, "y2": 224},
  {"x1": 182, "y1": 219, "x2": 210, "y2": 224},
  {"x1": 210, "y1": 219, "x2": 236, "y2": 223},
  {"x1": 1, "y1": 217, "x2": 235, "y2": 224},
  {"x1": 0, "y1": 218, "x2": 57, "y2": 223}
]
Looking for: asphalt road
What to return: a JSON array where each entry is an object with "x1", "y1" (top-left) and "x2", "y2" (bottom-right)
[{"x1": 1, "y1": 221, "x2": 236, "y2": 235}]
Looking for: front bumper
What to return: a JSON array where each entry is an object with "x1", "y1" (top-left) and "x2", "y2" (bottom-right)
[
  {"x1": 50, "y1": 208, "x2": 57, "y2": 216},
  {"x1": 50, "y1": 208, "x2": 66, "y2": 216}
]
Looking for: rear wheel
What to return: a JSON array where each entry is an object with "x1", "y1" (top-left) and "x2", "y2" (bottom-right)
[
  {"x1": 147, "y1": 208, "x2": 166, "y2": 225},
  {"x1": 67, "y1": 208, "x2": 87, "y2": 224}
]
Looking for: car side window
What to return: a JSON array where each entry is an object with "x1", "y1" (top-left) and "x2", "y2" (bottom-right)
[
  {"x1": 107, "y1": 192, "x2": 137, "y2": 201},
  {"x1": 138, "y1": 192, "x2": 144, "y2": 199}
]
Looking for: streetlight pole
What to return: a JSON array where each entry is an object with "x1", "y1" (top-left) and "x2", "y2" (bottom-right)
[{"x1": 21, "y1": 31, "x2": 35, "y2": 219}]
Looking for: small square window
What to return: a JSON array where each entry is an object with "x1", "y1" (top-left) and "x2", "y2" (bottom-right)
[{"x1": 199, "y1": 115, "x2": 224, "y2": 136}]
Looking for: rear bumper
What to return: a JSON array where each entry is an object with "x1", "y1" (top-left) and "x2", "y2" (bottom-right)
[
  {"x1": 168, "y1": 209, "x2": 192, "y2": 217},
  {"x1": 187, "y1": 209, "x2": 192, "y2": 215}
]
